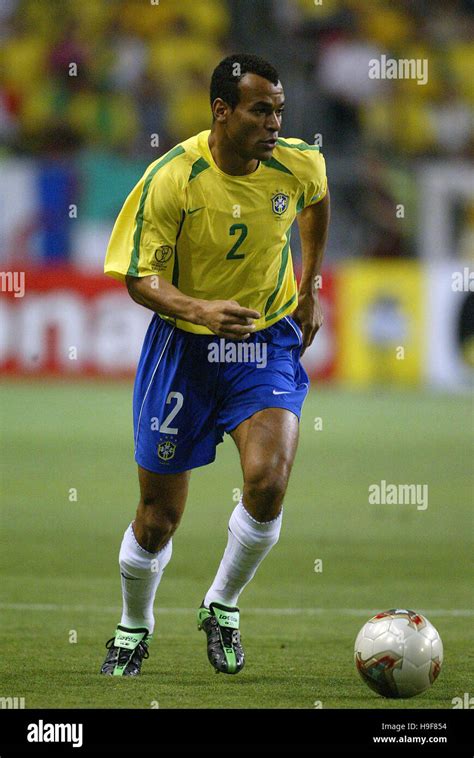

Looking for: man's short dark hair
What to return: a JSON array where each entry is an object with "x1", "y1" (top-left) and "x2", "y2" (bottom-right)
[{"x1": 210, "y1": 54, "x2": 280, "y2": 113}]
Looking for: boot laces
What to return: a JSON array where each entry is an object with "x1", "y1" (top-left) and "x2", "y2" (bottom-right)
[{"x1": 105, "y1": 637, "x2": 149, "y2": 663}]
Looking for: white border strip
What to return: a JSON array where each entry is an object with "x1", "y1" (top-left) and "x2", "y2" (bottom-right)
[
  {"x1": 284, "y1": 315, "x2": 303, "y2": 346},
  {"x1": 1, "y1": 603, "x2": 472, "y2": 617},
  {"x1": 135, "y1": 326, "x2": 175, "y2": 451}
]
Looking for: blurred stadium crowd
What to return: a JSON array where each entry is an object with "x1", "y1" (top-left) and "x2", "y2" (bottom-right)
[{"x1": 0, "y1": 0, "x2": 473, "y2": 266}]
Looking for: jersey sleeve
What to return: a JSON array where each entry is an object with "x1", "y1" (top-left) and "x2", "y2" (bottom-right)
[
  {"x1": 300, "y1": 148, "x2": 328, "y2": 209},
  {"x1": 104, "y1": 159, "x2": 185, "y2": 283}
]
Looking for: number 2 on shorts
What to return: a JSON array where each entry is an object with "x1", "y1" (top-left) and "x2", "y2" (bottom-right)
[{"x1": 159, "y1": 392, "x2": 183, "y2": 434}]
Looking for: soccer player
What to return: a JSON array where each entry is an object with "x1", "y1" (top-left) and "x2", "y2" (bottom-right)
[{"x1": 101, "y1": 54, "x2": 329, "y2": 677}]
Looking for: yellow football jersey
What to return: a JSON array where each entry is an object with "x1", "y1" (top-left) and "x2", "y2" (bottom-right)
[{"x1": 104, "y1": 129, "x2": 327, "y2": 333}]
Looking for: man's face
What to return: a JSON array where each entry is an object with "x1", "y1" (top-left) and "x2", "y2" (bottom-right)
[{"x1": 219, "y1": 73, "x2": 285, "y2": 161}]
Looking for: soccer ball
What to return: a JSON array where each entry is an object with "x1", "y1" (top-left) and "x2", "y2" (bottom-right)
[{"x1": 354, "y1": 609, "x2": 443, "y2": 698}]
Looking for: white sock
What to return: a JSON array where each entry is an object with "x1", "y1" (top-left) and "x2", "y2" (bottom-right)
[
  {"x1": 119, "y1": 522, "x2": 172, "y2": 634},
  {"x1": 204, "y1": 498, "x2": 282, "y2": 608}
]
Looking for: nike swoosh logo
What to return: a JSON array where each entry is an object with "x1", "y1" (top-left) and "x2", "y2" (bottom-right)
[
  {"x1": 187, "y1": 207, "x2": 205, "y2": 215},
  {"x1": 121, "y1": 572, "x2": 141, "y2": 581},
  {"x1": 273, "y1": 390, "x2": 291, "y2": 395}
]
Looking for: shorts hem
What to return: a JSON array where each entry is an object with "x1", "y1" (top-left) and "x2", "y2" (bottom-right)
[
  {"x1": 223, "y1": 402, "x2": 303, "y2": 435},
  {"x1": 135, "y1": 455, "x2": 216, "y2": 475}
]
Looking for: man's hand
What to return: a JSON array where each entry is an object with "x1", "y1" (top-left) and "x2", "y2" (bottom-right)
[
  {"x1": 291, "y1": 290, "x2": 323, "y2": 356},
  {"x1": 198, "y1": 300, "x2": 261, "y2": 340},
  {"x1": 293, "y1": 189, "x2": 330, "y2": 355},
  {"x1": 126, "y1": 276, "x2": 259, "y2": 338}
]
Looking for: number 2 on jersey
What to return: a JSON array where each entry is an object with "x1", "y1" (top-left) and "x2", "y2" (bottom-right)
[{"x1": 226, "y1": 223, "x2": 248, "y2": 260}]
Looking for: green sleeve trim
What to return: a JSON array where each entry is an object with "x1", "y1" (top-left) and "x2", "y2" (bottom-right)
[
  {"x1": 264, "y1": 233, "x2": 291, "y2": 315},
  {"x1": 127, "y1": 145, "x2": 185, "y2": 277},
  {"x1": 188, "y1": 156, "x2": 210, "y2": 182},
  {"x1": 276, "y1": 138, "x2": 320, "y2": 151},
  {"x1": 296, "y1": 192, "x2": 305, "y2": 213},
  {"x1": 308, "y1": 188, "x2": 327, "y2": 204},
  {"x1": 261, "y1": 156, "x2": 294, "y2": 176},
  {"x1": 172, "y1": 210, "x2": 186, "y2": 288}
]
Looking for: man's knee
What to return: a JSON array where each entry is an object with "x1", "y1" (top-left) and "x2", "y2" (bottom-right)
[
  {"x1": 137, "y1": 497, "x2": 181, "y2": 539},
  {"x1": 243, "y1": 458, "x2": 291, "y2": 512},
  {"x1": 136, "y1": 498, "x2": 181, "y2": 548},
  {"x1": 135, "y1": 469, "x2": 189, "y2": 550}
]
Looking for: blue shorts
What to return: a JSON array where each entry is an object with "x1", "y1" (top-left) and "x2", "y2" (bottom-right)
[{"x1": 133, "y1": 314, "x2": 310, "y2": 474}]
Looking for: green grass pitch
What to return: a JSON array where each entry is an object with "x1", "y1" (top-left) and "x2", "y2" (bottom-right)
[{"x1": 0, "y1": 380, "x2": 472, "y2": 709}]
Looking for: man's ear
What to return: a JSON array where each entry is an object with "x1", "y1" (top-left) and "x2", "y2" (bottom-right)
[{"x1": 212, "y1": 98, "x2": 230, "y2": 123}]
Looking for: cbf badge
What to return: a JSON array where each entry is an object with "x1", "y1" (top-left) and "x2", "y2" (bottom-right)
[
  {"x1": 157, "y1": 440, "x2": 176, "y2": 461},
  {"x1": 271, "y1": 193, "x2": 289, "y2": 215}
]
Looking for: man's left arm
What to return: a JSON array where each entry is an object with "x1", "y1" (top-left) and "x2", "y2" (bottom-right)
[{"x1": 293, "y1": 189, "x2": 330, "y2": 355}]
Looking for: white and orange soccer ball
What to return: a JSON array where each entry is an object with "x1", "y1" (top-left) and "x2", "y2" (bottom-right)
[{"x1": 354, "y1": 609, "x2": 443, "y2": 698}]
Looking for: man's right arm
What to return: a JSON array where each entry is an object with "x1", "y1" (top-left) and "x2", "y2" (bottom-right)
[{"x1": 126, "y1": 275, "x2": 260, "y2": 340}]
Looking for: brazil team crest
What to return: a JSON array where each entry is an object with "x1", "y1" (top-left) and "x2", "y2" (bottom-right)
[
  {"x1": 157, "y1": 440, "x2": 176, "y2": 461},
  {"x1": 271, "y1": 193, "x2": 289, "y2": 215}
]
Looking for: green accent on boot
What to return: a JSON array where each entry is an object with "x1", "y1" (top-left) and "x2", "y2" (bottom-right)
[
  {"x1": 222, "y1": 645, "x2": 237, "y2": 673},
  {"x1": 111, "y1": 626, "x2": 151, "y2": 676},
  {"x1": 113, "y1": 658, "x2": 132, "y2": 676},
  {"x1": 114, "y1": 626, "x2": 149, "y2": 650},
  {"x1": 210, "y1": 603, "x2": 240, "y2": 629},
  {"x1": 210, "y1": 603, "x2": 240, "y2": 673},
  {"x1": 197, "y1": 606, "x2": 212, "y2": 630}
]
